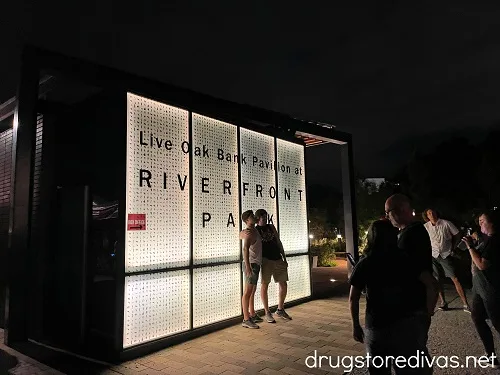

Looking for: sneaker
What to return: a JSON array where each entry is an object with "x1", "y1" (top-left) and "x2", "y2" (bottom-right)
[
  {"x1": 242, "y1": 319, "x2": 259, "y2": 329},
  {"x1": 463, "y1": 305, "x2": 471, "y2": 314},
  {"x1": 265, "y1": 311, "x2": 276, "y2": 323},
  {"x1": 437, "y1": 303, "x2": 449, "y2": 311},
  {"x1": 484, "y1": 353, "x2": 499, "y2": 368},
  {"x1": 276, "y1": 308, "x2": 292, "y2": 320},
  {"x1": 250, "y1": 314, "x2": 263, "y2": 323}
]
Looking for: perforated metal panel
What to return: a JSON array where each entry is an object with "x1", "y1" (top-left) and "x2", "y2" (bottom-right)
[
  {"x1": 123, "y1": 92, "x2": 312, "y2": 349},
  {"x1": 240, "y1": 128, "x2": 277, "y2": 228},
  {"x1": 123, "y1": 270, "x2": 190, "y2": 347},
  {"x1": 0, "y1": 128, "x2": 13, "y2": 251},
  {"x1": 31, "y1": 115, "x2": 43, "y2": 234},
  {"x1": 276, "y1": 139, "x2": 308, "y2": 255},
  {"x1": 193, "y1": 263, "x2": 241, "y2": 328},
  {"x1": 126, "y1": 93, "x2": 190, "y2": 272},
  {"x1": 286, "y1": 255, "x2": 311, "y2": 301},
  {"x1": 192, "y1": 114, "x2": 239, "y2": 265}
]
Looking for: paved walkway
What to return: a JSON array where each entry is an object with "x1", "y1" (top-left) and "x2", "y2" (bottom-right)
[
  {"x1": 103, "y1": 295, "x2": 363, "y2": 375},
  {"x1": 6, "y1": 275, "x2": 500, "y2": 374},
  {"x1": 0, "y1": 330, "x2": 64, "y2": 374}
]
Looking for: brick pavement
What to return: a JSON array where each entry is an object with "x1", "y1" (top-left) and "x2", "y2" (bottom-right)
[
  {"x1": 103, "y1": 296, "x2": 365, "y2": 375},
  {"x1": 4, "y1": 277, "x2": 364, "y2": 374}
]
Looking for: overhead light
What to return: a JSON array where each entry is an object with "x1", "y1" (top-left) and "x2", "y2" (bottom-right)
[{"x1": 330, "y1": 279, "x2": 336, "y2": 282}]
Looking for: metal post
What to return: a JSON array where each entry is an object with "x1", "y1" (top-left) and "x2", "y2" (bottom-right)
[
  {"x1": 5, "y1": 47, "x2": 39, "y2": 344},
  {"x1": 341, "y1": 138, "x2": 358, "y2": 277}
]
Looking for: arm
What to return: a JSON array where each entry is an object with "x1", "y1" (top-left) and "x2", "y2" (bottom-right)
[
  {"x1": 448, "y1": 221, "x2": 461, "y2": 250},
  {"x1": 270, "y1": 225, "x2": 286, "y2": 261},
  {"x1": 239, "y1": 228, "x2": 251, "y2": 240},
  {"x1": 349, "y1": 285, "x2": 364, "y2": 342},
  {"x1": 464, "y1": 237, "x2": 490, "y2": 270},
  {"x1": 242, "y1": 235, "x2": 253, "y2": 276},
  {"x1": 418, "y1": 270, "x2": 439, "y2": 315}
]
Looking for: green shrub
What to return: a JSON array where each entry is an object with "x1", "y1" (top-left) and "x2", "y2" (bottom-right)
[{"x1": 311, "y1": 238, "x2": 338, "y2": 267}]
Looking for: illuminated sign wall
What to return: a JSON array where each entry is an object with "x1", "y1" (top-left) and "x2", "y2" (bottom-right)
[{"x1": 124, "y1": 93, "x2": 310, "y2": 348}]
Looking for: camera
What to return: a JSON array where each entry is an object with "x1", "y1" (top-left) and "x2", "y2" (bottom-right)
[{"x1": 456, "y1": 227, "x2": 472, "y2": 251}]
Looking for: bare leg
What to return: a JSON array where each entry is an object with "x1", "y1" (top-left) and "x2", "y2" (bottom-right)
[
  {"x1": 433, "y1": 259, "x2": 446, "y2": 305},
  {"x1": 451, "y1": 277, "x2": 468, "y2": 306},
  {"x1": 242, "y1": 284, "x2": 252, "y2": 320},
  {"x1": 261, "y1": 283, "x2": 270, "y2": 314},
  {"x1": 278, "y1": 281, "x2": 287, "y2": 310},
  {"x1": 249, "y1": 285, "x2": 257, "y2": 316},
  {"x1": 436, "y1": 277, "x2": 446, "y2": 305}
]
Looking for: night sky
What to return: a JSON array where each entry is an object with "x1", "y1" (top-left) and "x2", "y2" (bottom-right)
[{"x1": 2, "y1": 1, "x2": 500, "y2": 186}]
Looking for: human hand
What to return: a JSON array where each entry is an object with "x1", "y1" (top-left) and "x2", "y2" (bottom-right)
[
  {"x1": 462, "y1": 236, "x2": 473, "y2": 248},
  {"x1": 240, "y1": 229, "x2": 251, "y2": 240},
  {"x1": 353, "y1": 324, "x2": 364, "y2": 343},
  {"x1": 245, "y1": 265, "x2": 252, "y2": 278}
]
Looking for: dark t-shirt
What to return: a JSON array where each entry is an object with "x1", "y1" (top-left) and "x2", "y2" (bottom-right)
[
  {"x1": 349, "y1": 248, "x2": 422, "y2": 328},
  {"x1": 256, "y1": 224, "x2": 282, "y2": 260},
  {"x1": 397, "y1": 221, "x2": 433, "y2": 311},
  {"x1": 472, "y1": 234, "x2": 500, "y2": 298}
]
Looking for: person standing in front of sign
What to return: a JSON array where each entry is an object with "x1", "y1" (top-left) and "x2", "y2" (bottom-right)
[
  {"x1": 254, "y1": 209, "x2": 292, "y2": 323},
  {"x1": 423, "y1": 208, "x2": 470, "y2": 312},
  {"x1": 240, "y1": 210, "x2": 262, "y2": 329}
]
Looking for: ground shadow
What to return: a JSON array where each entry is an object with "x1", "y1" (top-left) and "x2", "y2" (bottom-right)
[
  {"x1": 11, "y1": 341, "x2": 116, "y2": 375},
  {"x1": 0, "y1": 349, "x2": 18, "y2": 375}
]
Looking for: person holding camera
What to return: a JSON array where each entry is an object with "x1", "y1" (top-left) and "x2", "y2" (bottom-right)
[
  {"x1": 423, "y1": 208, "x2": 470, "y2": 312},
  {"x1": 462, "y1": 210, "x2": 500, "y2": 366}
]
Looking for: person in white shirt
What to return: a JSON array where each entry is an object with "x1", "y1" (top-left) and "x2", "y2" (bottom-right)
[{"x1": 424, "y1": 208, "x2": 470, "y2": 313}]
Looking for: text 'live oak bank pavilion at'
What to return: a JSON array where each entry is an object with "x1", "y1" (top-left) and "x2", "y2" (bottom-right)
[{"x1": 0, "y1": 46, "x2": 358, "y2": 361}]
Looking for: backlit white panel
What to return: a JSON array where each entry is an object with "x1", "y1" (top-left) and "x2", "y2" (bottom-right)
[
  {"x1": 123, "y1": 270, "x2": 190, "y2": 348},
  {"x1": 240, "y1": 128, "x2": 278, "y2": 229},
  {"x1": 193, "y1": 264, "x2": 241, "y2": 328},
  {"x1": 126, "y1": 93, "x2": 190, "y2": 272},
  {"x1": 286, "y1": 255, "x2": 311, "y2": 301},
  {"x1": 192, "y1": 114, "x2": 240, "y2": 264},
  {"x1": 276, "y1": 139, "x2": 308, "y2": 255}
]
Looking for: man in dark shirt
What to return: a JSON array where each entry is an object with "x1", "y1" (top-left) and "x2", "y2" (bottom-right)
[
  {"x1": 350, "y1": 241, "x2": 423, "y2": 328},
  {"x1": 349, "y1": 217, "x2": 437, "y2": 374},
  {"x1": 384, "y1": 194, "x2": 439, "y2": 343}
]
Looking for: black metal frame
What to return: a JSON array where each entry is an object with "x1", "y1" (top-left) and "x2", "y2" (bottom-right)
[{"x1": 6, "y1": 45, "x2": 358, "y2": 360}]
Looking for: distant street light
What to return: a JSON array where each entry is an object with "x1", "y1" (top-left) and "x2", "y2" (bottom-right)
[
  {"x1": 337, "y1": 234, "x2": 342, "y2": 240},
  {"x1": 309, "y1": 234, "x2": 314, "y2": 239}
]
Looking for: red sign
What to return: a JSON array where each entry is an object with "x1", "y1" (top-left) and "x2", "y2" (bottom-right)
[{"x1": 127, "y1": 214, "x2": 146, "y2": 231}]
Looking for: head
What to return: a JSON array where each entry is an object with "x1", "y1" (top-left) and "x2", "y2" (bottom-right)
[
  {"x1": 423, "y1": 208, "x2": 439, "y2": 224},
  {"x1": 478, "y1": 210, "x2": 500, "y2": 236},
  {"x1": 241, "y1": 210, "x2": 256, "y2": 227},
  {"x1": 365, "y1": 220, "x2": 399, "y2": 255},
  {"x1": 254, "y1": 209, "x2": 268, "y2": 226},
  {"x1": 384, "y1": 194, "x2": 414, "y2": 229}
]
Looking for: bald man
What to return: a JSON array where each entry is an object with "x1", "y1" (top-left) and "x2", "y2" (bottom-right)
[{"x1": 384, "y1": 195, "x2": 439, "y2": 340}]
